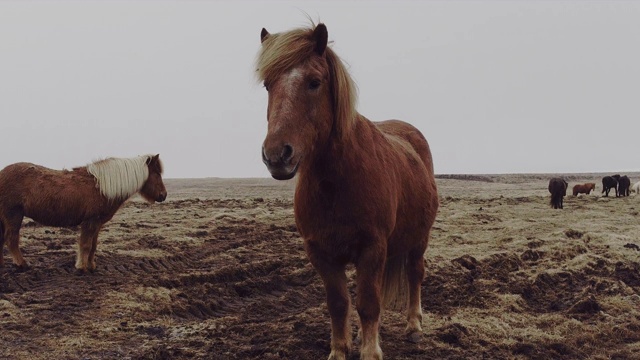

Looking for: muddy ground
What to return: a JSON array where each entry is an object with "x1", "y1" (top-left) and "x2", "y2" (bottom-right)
[{"x1": 1, "y1": 175, "x2": 639, "y2": 359}]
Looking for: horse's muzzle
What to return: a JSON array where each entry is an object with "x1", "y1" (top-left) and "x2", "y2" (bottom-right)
[
  {"x1": 262, "y1": 145, "x2": 298, "y2": 180},
  {"x1": 266, "y1": 161, "x2": 299, "y2": 180},
  {"x1": 157, "y1": 192, "x2": 167, "y2": 202}
]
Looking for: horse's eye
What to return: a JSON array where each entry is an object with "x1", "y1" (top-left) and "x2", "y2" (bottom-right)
[
  {"x1": 309, "y1": 79, "x2": 321, "y2": 90},
  {"x1": 263, "y1": 82, "x2": 269, "y2": 91}
]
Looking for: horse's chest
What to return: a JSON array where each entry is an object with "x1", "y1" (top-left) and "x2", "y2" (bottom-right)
[{"x1": 294, "y1": 179, "x2": 393, "y2": 241}]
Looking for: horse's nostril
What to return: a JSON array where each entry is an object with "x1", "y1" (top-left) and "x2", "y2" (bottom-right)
[{"x1": 282, "y1": 144, "x2": 294, "y2": 162}]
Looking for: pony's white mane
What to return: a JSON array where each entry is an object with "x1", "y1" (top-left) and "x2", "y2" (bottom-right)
[{"x1": 86, "y1": 155, "x2": 152, "y2": 200}]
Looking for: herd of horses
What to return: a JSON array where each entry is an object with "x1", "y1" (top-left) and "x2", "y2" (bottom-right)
[
  {"x1": 1, "y1": 23, "x2": 437, "y2": 360},
  {"x1": 548, "y1": 174, "x2": 639, "y2": 209}
]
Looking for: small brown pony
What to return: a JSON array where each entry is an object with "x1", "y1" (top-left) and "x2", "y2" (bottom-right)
[
  {"x1": 0, "y1": 154, "x2": 166, "y2": 271},
  {"x1": 572, "y1": 183, "x2": 595, "y2": 196},
  {"x1": 257, "y1": 23, "x2": 438, "y2": 360}
]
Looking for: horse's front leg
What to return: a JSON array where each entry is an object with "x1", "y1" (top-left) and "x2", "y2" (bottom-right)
[
  {"x1": 355, "y1": 245, "x2": 385, "y2": 360},
  {"x1": 307, "y1": 245, "x2": 351, "y2": 360},
  {"x1": 87, "y1": 223, "x2": 103, "y2": 271},
  {"x1": 76, "y1": 221, "x2": 101, "y2": 272}
]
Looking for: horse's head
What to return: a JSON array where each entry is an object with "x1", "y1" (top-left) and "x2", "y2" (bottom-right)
[
  {"x1": 140, "y1": 154, "x2": 167, "y2": 203},
  {"x1": 256, "y1": 23, "x2": 356, "y2": 180}
]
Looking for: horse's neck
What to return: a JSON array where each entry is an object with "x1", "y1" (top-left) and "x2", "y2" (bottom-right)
[{"x1": 304, "y1": 114, "x2": 374, "y2": 178}]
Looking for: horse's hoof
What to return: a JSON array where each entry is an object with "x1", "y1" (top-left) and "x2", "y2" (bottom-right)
[
  {"x1": 14, "y1": 264, "x2": 30, "y2": 272},
  {"x1": 327, "y1": 350, "x2": 347, "y2": 360},
  {"x1": 406, "y1": 330, "x2": 422, "y2": 343}
]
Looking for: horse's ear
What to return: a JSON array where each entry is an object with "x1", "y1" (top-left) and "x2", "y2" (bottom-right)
[
  {"x1": 312, "y1": 23, "x2": 328, "y2": 55},
  {"x1": 261, "y1": 28, "x2": 270, "y2": 43}
]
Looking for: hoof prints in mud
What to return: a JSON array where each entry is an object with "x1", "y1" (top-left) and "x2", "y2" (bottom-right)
[
  {"x1": 160, "y1": 258, "x2": 319, "y2": 321},
  {"x1": 435, "y1": 252, "x2": 640, "y2": 317},
  {"x1": 99, "y1": 255, "x2": 188, "y2": 275}
]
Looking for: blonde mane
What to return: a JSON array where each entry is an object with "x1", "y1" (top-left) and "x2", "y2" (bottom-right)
[
  {"x1": 256, "y1": 23, "x2": 359, "y2": 139},
  {"x1": 86, "y1": 155, "x2": 153, "y2": 201}
]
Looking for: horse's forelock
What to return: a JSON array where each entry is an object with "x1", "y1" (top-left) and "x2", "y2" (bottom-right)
[
  {"x1": 257, "y1": 28, "x2": 315, "y2": 84},
  {"x1": 145, "y1": 154, "x2": 164, "y2": 174},
  {"x1": 256, "y1": 23, "x2": 358, "y2": 139}
]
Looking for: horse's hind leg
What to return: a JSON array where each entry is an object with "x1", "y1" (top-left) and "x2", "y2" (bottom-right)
[
  {"x1": 4, "y1": 213, "x2": 27, "y2": 268},
  {"x1": 405, "y1": 243, "x2": 427, "y2": 343},
  {"x1": 77, "y1": 221, "x2": 101, "y2": 272}
]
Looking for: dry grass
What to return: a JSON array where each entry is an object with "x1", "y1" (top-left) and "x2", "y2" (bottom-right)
[{"x1": 1, "y1": 174, "x2": 639, "y2": 359}]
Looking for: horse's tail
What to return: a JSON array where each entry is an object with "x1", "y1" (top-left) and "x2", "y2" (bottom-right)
[{"x1": 382, "y1": 253, "x2": 409, "y2": 311}]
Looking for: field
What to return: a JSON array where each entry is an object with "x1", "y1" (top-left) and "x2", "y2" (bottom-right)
[{"x1": 1, "y1": 174, "x2": 640, "y2": 359}]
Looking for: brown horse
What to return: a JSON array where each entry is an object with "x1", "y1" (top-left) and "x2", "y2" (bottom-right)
[
  {"x1": 257, "y1": 23, "x2": 438, "y2": 360},
  {"x1": 572, "y1": 183, "x2": 595, "y2": 196},
  {"x1": 0, "y1": 154, "x2": 166, "y2": 271}
]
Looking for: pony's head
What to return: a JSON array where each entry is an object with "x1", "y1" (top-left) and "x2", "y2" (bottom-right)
[
  {"x1": 140, "y1": 154, "x2": 167, "y2": 203},
  {"x1": 256, "y1": 23, "x2": 357, "y2": 180}
]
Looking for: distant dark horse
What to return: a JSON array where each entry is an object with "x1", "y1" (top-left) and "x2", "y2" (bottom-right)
[
  {"x1": 549, "y1": 178, "x2": 568, "y2": 209},
  {"x1": 617, "y1": 175, "x2": 631, "y2": 197},
  {"x1": 0, "y1": 155, "x2": 167, "y2": 271},
  {"x1": 602, "y1": 175, "x2": 619, "y2": 197},
  {"x1": 572, "y1": 183, "x2": 595, "y2": 196},
  {"x1": 257, "y1": 23, "x2": 439, "y2": 359}
]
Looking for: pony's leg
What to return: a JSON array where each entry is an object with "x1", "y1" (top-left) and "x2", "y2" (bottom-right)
[
  {"x1": 77, "y1": 221, "x2": 101, "y2": 271},
  {"x1": 308, "y1": 251, "x2": 351, "y2": 360},
  {"x1": 355, "y1": 246, "x2": 385, "y2": 360},
  {"x1": 87, "y1": 224, "x2": 103, "y2": 271},
  {"x1": 4, "y1": 214, "x2": 27, "y2": 268},
  {"x1": 405, "y1": 245, "x2": 428, "y2": 342}
]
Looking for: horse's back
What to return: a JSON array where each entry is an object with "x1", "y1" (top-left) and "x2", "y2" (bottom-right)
[
  {"x1": 374, "y1": 119, "x2": 439, "y2": 246},
  {"x1": 0, "y1": 162, "x2": 97, "y2": 226},
  {"x1": 375, "y1": 120, "x2": 434, "y2": 173},
  {"x1": 0, "y1": 162, "x2": 42, "y2": 189}
]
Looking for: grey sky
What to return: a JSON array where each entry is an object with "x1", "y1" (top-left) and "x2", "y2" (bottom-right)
[{"x1": 1, "y1": 1, "x2": 639, "y2": 178}]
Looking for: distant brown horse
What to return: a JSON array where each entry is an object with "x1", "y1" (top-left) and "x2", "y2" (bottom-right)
[
  {"x1": 0, "y1": 155, "x2": 166, "y2": 271},
  {"x1": 549, "y1": 178, "x2": 568, "y2": 209},
  {"x1": 257, "y1": 23, "x2": 438, "y2": 359},
  {"x1": 572, "y1": 183, "x2": 595, "y2": 196}
]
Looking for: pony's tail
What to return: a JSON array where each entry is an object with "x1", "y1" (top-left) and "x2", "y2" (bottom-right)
[{"x1": 382, "y1": 254, "x2": 409, "y2": 311}]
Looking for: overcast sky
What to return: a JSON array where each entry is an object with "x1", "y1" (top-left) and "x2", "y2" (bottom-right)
[{"x1": 1, "y1": 1, "x2": 639, "y2": 178}]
